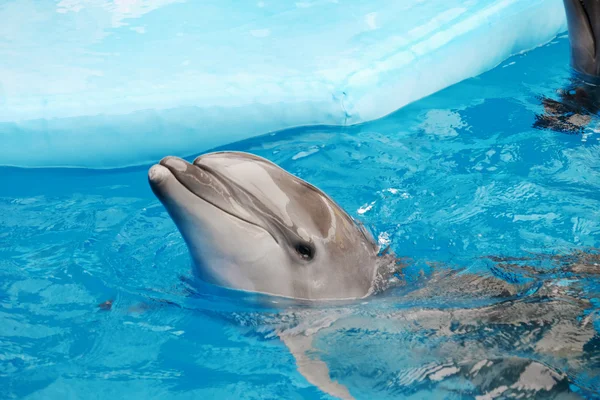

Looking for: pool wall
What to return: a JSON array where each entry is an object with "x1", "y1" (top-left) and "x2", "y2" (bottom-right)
[{"x1": 0, "y1": 0, "x2": 567, "y2": 168}]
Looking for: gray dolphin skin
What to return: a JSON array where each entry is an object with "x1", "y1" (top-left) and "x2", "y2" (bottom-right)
[
  {"x1": 148, "y1": 151, "x2": 381, "y2": 301},
  {"x1": 564, "y1": 0, "x2": 600, "y2": 77}
]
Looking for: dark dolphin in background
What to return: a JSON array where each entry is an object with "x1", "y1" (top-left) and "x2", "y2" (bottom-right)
[
  {"x1": 564, "y1": 0, "x2": 600, "y2": 77},
  {"x1": 535, "y1": 0, "x2": 600, "y2": 133}
]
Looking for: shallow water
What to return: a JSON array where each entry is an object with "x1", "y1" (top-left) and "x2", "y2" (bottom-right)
[{"x1": 2, "y1": 36, "x2": 600, "y2": 399}]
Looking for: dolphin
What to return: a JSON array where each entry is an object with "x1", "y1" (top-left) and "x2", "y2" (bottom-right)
[
  {"x1": 145, "y1": 151, "x2": 600, "y2": 399},
  {"x1": 533, "y1": 1, "x2": 600, "y2": 133},
  {"x1": 148, "y1": 151, "x2": 390, "y2": 301},
  {"x1": 564, "y1": 0, "x2": 600, "y2": 78}
]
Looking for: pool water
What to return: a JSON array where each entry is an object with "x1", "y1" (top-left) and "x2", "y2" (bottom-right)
[{"x1": 2, "y1": 36, "x2": 600, "y2": 399}]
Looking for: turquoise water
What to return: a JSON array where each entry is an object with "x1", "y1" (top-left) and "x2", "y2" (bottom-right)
[{"x1": 2, "y1": 36, "x2": 600, "y2": 399}]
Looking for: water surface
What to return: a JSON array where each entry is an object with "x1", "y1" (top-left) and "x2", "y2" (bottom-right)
[{"x1": 1, "y1": 36, "x2": 599, "y2": 399}]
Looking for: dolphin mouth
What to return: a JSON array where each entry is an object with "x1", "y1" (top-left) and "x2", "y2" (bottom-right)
[{"x1": 148, "y1": 156, "x2": 272, "y2": 237}]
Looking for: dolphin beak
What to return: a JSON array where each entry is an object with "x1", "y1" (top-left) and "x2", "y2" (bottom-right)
[
  {"x1": 160, "y1": 156, "x2": 191, "y2": 174},
  {"x1": 148, "y1": 155, "x2": 273, "y2": 238},
  {"x1": 148, "y1": 156, "x2": 224, "y2": 227},
  {"x1": 148, "y1": 156, "x2": 242, "y2": 217},
  {"x1": 153, "y1": 156, "x2": 216, "y2": 195},
  {"x1": 148, "y1": 156, "x2": 202, "y2": 201},
  {"x1": 148, "y1": 163, "x2": 171, "y2": 186},
  {"x1": 148, "y1": 156, "x2": 191, "y2": 183},
  {"x1": 148, "y1": 156, "x2": 190, "y2": 192}
]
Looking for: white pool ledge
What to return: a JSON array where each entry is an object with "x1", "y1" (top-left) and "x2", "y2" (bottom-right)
[{"x1": 0, "y1": 0, "x2": 567, "y2": 168}]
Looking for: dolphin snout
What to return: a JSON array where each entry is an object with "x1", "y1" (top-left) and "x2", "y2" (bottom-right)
[
  {"x1": 148, "y1": 156, "x2": 190, "y2": 187},
  {"x1": 151, "y1": 156, "x2": 223, "y2": 201},
  {"x1": 160, "y1": 156, "x2": 189, "y2": 173},
  {"x1": 148, "y1": 164, "x2": 170, "y2": 185}
]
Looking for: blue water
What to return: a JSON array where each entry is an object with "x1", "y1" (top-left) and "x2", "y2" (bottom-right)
[{"x1": 2, "y1": 36, "x2": 600, "y2": 399}]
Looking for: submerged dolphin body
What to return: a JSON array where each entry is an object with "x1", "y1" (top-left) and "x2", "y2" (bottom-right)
[
  {"x1": 233, "y1": 260, "x2": 599, "y2": 400},
  {"x1": 148, "y1": 151, "x2": 385, "y2": 301}
]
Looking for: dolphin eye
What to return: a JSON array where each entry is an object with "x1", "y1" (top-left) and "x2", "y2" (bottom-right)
[{"x1": 295, "y1": 243, "x2": 314, "y2": 260}]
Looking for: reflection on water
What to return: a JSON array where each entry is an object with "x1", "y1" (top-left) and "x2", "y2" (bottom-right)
[{"x1": 271, "y1": 257, "x2": 600, "y2": 399}]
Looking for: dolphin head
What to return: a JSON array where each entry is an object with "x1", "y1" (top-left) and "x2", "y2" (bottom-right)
[
  {"x1": 564, "y1": 0, "x2": 600, "y2": 77},
  {"x1": 148, "y1": 151, "x2": 380, "y2": 301}
]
